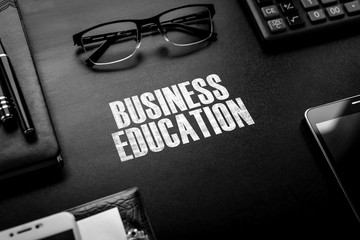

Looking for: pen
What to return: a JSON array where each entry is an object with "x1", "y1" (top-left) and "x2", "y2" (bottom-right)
[
  {"x1": 0, "y1": 39, "x2": 35, "y2": 135},
  {"x1": 0, "y1": 70, "x2": 14, "y2": 125}
]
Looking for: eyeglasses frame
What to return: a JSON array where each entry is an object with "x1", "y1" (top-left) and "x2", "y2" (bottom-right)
[{"x1": 73, "y1": 4, "x2": 216, "y2": 66}]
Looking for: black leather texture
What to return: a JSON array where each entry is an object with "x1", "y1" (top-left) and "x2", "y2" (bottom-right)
[
  {"x1": 0, "y1": 0, "x2": 61, "y2": 180},
  {"x1": 67, "y1": 187, "x2": 156, "y2": 240}
]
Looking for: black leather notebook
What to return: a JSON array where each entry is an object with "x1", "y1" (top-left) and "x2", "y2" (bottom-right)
[
  {"x1": 0, "y1": 0, "x2": 62, "y2": 180},
  {"x1": 67, "y1": 187, "x2": 156, "y2": 240}
]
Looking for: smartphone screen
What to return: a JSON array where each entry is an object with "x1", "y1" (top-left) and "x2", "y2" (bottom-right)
[
  {"x1": 306, "y1": 96, "x2": 360, "y2": 222},
  {"x1": 316, "y1": 112, "x2": 360, "y2": 213},
  {"x1": 39, "y1": 230, "x2": 76, "y2": 240},
  {"x1": 317, "y1": 112, "x2": 360, "y2": 163}
]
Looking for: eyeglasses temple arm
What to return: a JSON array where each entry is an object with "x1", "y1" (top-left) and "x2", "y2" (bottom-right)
[
  {"x1": 160, "y1": 11, "x2": 210, "y2": 26},
  {"x1": 161, "y1": 24, "x2": 212, "y2": 37},
  {"x1": 84, "y1": 36, "x2": 117, "y2": 66}
]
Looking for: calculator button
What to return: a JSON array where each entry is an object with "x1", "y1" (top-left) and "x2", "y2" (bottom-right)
[
  {"x1": 286, "y1": 14, "x2": 305, "y2": 28},
  {"x1": 320, "y1": 0, "x2": 337, "y2": 5},
  {"x1": 267, "y1": 18, "x2": 287, "y2": 32},
  {"x1": 326, "y1": 5, "x2": 345, "y2": 18},
  {"x1": 257, "y1": 0, "x2": 273, "y2": 6},
  {"x1": 308, "y1": 9, "x2": 327, "y2": 23},
  {"x1": 261, "y1": 5, "x2": 280, "y2": 19},
  {"x1": 344, "y1": 1, "x2": 360, "y2": 15},
  {"x1": 301, "y1": 0, "x2": 320, "y2": 9},
  {"x1": 278, "y1": 1, "x2": 298, "y2": 15}
]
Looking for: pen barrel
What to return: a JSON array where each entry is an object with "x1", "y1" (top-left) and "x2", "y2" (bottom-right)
[
  {"x1": 0, "y1": 55, "x2": 35, "y2": 135},
  {"x1": 0, "y1": 95, "x2": 14, "y2": 124}
]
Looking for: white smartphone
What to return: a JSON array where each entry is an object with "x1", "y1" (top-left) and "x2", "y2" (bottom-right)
[
  {"x1": 0, "y1": 212, "x2": 82, "y2": 240},
  {"x1": 305, "y1": 94, "x2": 360, "y2": 223}
]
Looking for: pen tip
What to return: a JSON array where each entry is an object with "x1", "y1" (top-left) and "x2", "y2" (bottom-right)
[
  {"x1": 1, "y1": 115, "x2": 14, "y2": 124},
  {"x1": 24, "y1": 128, "x2": 35, "y2": 135},
  {"x1": 1, "y1": 114, "x2": 17, "y2": 132},
  {"x1": 0, "y1": 106, "x2": 14, "y2": 125}
]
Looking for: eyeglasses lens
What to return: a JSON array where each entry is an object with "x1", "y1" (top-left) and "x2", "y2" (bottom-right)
[
  {"x1": 81, "y1": 21, "x2": 139, "y2": 65},
  {"x1": 159, "y1": 6, "x2": 212, "y2": 46}
]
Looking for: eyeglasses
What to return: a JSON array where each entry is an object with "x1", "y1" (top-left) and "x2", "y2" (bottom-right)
[{"x1": 73, "y1": 4, "x2": 216, "y2": 66}]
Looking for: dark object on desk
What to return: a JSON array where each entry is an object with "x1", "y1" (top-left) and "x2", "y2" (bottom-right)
[
  {"x1": 0, "y1": 65, "x2": 14, "y2": 126},
  {"x1": 305, "y1": 94, "x2": 360, "y2": 224},
  {"x1": 243, "y1": 0, "x2": 360, "y2": 50},
  {"x1": 0, "y1": 39, "x2": 35, "y2": 135},
  {"x1": 0, "y1": 0, "x2": 62, "y2": 180},
  {"x1": 73, "y1": 4, "x2": 216, "y2": 67},
  {"x1": 67, "y1": 187, "x2": 156, "y2": 240}
]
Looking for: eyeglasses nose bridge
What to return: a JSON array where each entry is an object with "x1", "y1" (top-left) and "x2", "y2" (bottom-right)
[
  {"x1": 153, "y1": 20, "x2": 171, "y2": 43},
  {"x1": 138, "y1": 17, "x2": 169, "y2": 43}
]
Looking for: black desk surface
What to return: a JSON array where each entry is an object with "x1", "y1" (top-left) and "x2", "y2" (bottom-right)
[{"x1": 1, "y1": 0, "x2": 360, "y2": 239}]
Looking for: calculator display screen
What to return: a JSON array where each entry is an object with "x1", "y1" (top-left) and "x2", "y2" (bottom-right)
[{"x1": 316, "y1": 111, "x2": 360, "y2": 214}]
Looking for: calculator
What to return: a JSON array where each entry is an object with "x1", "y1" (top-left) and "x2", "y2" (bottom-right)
[{"x1": 243, "y1": 0, "x2": 360, "y2": 49}]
